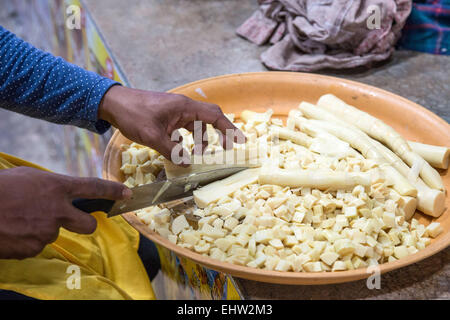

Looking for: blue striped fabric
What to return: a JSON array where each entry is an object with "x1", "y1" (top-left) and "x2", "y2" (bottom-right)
[{"x1": 399, "y1": 0, "x2": 450, "y2": 55}]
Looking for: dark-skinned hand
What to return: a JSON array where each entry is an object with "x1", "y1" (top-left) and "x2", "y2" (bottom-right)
[
  {"x1": 98, "y1": 86, "x2": 246, "y2": 165},
  {"x1": 0, "y1": 167, "x2": 131, "y2": 259}
]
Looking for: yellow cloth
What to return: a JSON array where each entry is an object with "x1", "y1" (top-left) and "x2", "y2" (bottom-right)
[{"x1": 0, "y1": 152, "x2": 155, "y2": 300}]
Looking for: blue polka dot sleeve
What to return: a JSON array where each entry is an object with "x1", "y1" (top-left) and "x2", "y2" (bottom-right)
[{"x1": 0, "y1": 26, "x2": 118, "y2": 134}]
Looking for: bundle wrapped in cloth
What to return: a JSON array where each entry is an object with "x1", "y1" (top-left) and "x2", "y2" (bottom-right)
[{"x1": 237, "y1": 0, "x2": 412, "y2": 71}]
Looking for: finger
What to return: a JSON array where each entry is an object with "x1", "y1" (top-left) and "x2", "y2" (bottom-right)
[
  {"x1": 215, "y1": 116, "x2": 247, "y2": 144},
  {"x1": 36, "y1": 229, "x2": 60, "y2": 246},
  {"x1": 37, "y1": 224, "x2": 61, "y2": 245},
  {"x1": 202, "y1": 124, "x2": 209, "y2": 153},
  {"x1": 61, "y1": 207, "x2": 98, "y2": 234},
  {"x1": 194, "y1": 102, "x2": 246, "y2": 145},
  {"x1": 192, "y1": 121, "x2": 208, "y2": 155},
  {"x1": 47, "y1": 229, "x2": 61, "y2": 244},
  {"x1": 217, "y1": 129, "x2": 234, "y2": 150},
  {"x1": 66, "y1": 177, "x2": 132, "y2": 200},
  {"x1": 184, "y1": 121, "x2": 194, "y2": 132},
  {"x1": 184, "y1": 120, "x2": 207, "y2": 153},
  {"x1": 157, "y1": 135, "x2": 191, "y2": 167}
]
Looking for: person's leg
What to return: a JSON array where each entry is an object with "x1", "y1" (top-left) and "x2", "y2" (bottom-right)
[{"x1": 137, "y1": 235, "x2": 161, "y2": 281}]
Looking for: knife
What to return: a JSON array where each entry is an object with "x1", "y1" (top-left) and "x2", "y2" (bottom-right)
[{"x1": 72, "y1": 166, "x2": 249, "y2": 217}]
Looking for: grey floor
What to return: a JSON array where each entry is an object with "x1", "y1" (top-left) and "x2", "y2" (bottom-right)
[{"x1": 0, "y1": 3, "x2": 68, "y2": 174}]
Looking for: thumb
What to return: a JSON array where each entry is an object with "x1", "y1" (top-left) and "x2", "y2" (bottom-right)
[
  {"x1": 66, "y1": 177, "x2": 132, "y2": 200},
  {"x1": 61, "y1": 206, "x2": 98, "y2": 234}
]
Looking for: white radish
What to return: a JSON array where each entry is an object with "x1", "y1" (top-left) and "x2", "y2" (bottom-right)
[
  {"x1": 370, "y1": 139, "x2": 445, "y2": 217},
  {"x1": 193, "y1": 168, "x2": 260, "y2": 208},
  {"x1": 316, "y1": 94, "x2": 444, "y2": 191},
  {"x1": 163, "y1": 149, "x2": 262, "y2": 180},
  {"x1": 388, "y1": 189, "x2": 417, "y2": 220},
  {"x1": 407, "y1": 141, "x2": 450, "y2": 170},
  {"x1": 296, "y1": 102, "x2": 445, "y2": 217},
  {"x1": 240, "y1": 109, "x2": 273, "y2": 124},
  {"x1": 297, "y1": 118, "x2": 417, "y2": 197},
  {"x1": 296, "y1": 103, "x2": 449, "y2": 169},
  {"x1": 258, "y1": 167, "x2": 373, "y2": 189},
  {"x1": 269, "y1": 126, "x2": 312, "y2": 147}
]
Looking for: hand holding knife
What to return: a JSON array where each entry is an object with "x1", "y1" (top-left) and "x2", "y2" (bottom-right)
[{"x1": 72, "y1": 167, "x2": 248, "y2": 217}]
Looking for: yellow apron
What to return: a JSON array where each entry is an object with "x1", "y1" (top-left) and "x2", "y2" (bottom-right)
[{"x1": 0, "y1": 152, "x2": 155, "y2": 300}]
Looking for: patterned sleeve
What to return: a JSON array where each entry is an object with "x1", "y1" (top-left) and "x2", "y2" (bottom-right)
[{"x1": 0, "y1": 25, "x2": 119, "y2": 134}]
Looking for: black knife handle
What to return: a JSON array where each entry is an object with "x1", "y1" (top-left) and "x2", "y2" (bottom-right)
[{"x1": 72, "y1": 198, "x2": 116, "y2": 214}]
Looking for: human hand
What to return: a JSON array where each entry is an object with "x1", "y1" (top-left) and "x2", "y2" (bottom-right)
[
  {"x1": 98, "y1": 86, "x2": 246, "y2": 165},
  {"x1": 0, "y1": 167, "x2": 131, "y2": 259}
]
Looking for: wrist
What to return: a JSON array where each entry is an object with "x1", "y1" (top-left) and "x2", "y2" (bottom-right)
[{"x1": 98, "y1": 84, "x2": 126, "y2": 126}]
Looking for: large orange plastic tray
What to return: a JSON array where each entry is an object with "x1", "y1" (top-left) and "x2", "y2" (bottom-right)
[{"x1": 103, "y1": 72, "x2": 450, "y2": 285}]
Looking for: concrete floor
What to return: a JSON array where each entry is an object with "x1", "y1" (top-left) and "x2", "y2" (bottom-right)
[
  {"x1": 87, "y1": 0, "x2": 449, "y2": 122},
  {"x1": 0, "y1": 2, "x2": 68, "y2": 174}
]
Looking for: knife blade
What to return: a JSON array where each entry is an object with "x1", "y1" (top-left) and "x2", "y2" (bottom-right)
[{"x1": 72, "y1": 166, "x2": 249, "y2": 217}]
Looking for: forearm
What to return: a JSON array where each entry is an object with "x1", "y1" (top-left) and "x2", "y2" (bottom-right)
[{"x1": 0, "y1": 26, "x2": 118, "y2": 133}]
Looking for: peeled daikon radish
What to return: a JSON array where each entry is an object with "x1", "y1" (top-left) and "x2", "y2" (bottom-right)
[
  {"x1": 408, "y1": 141, "x2": 450, "y2": 170},
  {"x1": 258, "y1": 167, "x2": 373, "y2": 190},
  {"x1": 317, "y1": 94, "x2": 444, "y2": 191},
  {"x1": 193, "y1": 168, "x2": 260, "y2": 208}
]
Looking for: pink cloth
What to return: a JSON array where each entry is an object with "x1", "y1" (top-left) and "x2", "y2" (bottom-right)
[{"x1": 237, "y1": 0, "x2": 412, "y2": 71}]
